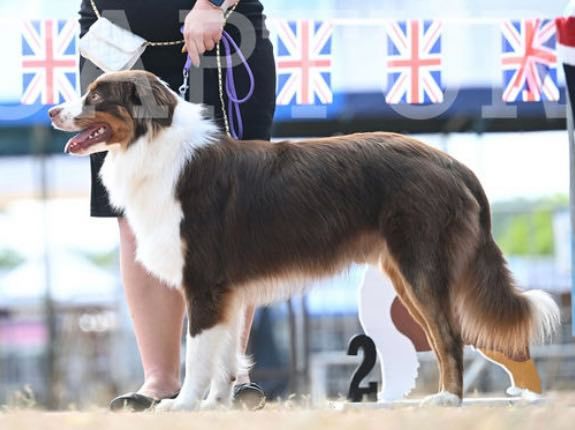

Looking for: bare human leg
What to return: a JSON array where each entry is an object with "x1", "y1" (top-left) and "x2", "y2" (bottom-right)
[
  {"x1": 117, "y1": 217, "x2": 184, "y2": 400},
  {"x1": 236, "y1": 305, "x2": 256, "y2": 385}
]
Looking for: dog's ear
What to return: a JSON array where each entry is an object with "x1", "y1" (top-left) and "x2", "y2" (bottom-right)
[
  {"x1": 128, "y1": 80, "x2": 144, "y2": 107},
  {"x1": 129, "y1": 74, "x2": 178, "y2": 137}
]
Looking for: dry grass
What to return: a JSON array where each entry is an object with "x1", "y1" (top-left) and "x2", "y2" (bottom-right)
[{"x1": 2, "y1": 393, "x2": 575, "y2": 430}]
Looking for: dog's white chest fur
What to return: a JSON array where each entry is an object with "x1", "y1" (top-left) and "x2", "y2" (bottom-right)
[{"x1": 99, "y1": 102, "x2": 217, "y2": 288}]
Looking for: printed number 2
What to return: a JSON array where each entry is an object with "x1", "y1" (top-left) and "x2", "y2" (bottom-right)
[{"x1": 347, "y1": 334, "x2": 378, "y2": 402}]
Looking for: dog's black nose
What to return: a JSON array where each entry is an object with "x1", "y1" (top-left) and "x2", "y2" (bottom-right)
[{"x1": 48, "y1": 106, "x2": 62, "y2": 119}]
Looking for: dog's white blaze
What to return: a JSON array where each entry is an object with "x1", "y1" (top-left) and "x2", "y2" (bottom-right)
[
  {"x1": 51, "y1": 95, "x2": 87, "y2": 131},
  {"x1": 100, "y1": 99, "x2": 218, "y2": 288}
]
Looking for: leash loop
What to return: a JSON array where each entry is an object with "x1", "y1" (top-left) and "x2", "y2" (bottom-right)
[
  {"x1": 218, "y1": 31, "x2": 255, "y2": 139},
  {"x1": 180, "y1": 4, "x2": 253, "y2": 139}
]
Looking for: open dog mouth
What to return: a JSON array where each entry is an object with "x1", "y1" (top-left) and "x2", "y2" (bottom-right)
[{"x1": 64, "y1": 123, "x2": 112, "y2": 154}]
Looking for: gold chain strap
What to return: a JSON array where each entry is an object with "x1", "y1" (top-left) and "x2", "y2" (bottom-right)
[
  {"x1": 89, "y1": 0, "x2": 184, "y2": 47},
  {"x1": 216, "y1": 5, "x2": 237, "y2": 138}
]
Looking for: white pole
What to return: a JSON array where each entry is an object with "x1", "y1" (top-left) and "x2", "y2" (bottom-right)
[{"x1": 567, "y1": 98, "x2": 575, "y2": 336}]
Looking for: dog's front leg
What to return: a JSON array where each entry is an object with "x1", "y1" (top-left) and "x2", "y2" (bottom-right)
[
  {"x1": 156, "y1": 294, "x2": 231, "y2": 412},
  {"x1": 202, "y1": 308, "x2": 243, "y2": 409},
  {"x1": 156, "y1": 324, "x2": 224, "y2": 411}
]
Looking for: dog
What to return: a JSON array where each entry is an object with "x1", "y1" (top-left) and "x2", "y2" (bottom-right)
[{"x1": 49, "y1": 70, "x2": 560, "y2": 409}]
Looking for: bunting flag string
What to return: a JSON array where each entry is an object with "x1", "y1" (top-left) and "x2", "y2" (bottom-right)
[{"x1": 6, "y1": 17, "x2": 569, "y2": 109}]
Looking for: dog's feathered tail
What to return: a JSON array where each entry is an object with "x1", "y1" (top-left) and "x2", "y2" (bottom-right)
[
  {"x1": 457, "y1": 237, "x2": 560, "y2": 357},
  {"x1": 454, "y1": 167, "x2": 560, "y2": 357}
]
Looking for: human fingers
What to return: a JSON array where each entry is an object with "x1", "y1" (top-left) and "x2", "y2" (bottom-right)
[{"x1": 184, "y1": 36, "x2": 201, "y2": 67}]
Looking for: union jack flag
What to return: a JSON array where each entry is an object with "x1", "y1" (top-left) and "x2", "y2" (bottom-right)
[
  {"x1": 386, "y1": 20, "x2": 444, "y2": 104},
  {"x1": 21, "y1": 20, "x2": 79, "y2": 105},
  {"x1": 501, "y1": 19, "x2": 558, "y2": 102},
  {"x1": 274, "y1": 20, "x2": 333, "y2": 106}
]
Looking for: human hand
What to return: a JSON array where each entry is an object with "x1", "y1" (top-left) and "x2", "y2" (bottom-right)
[{"x1": 182, "y1": 0, "x2": 228, "y2": 67}]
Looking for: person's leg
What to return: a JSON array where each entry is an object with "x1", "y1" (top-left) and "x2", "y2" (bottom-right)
[
  {"x1": 236, "y1": 306, "x2": 256, "y2": 385},
  {"x1": 117, "y1": 217, "x2": 185, "y2": 399}
]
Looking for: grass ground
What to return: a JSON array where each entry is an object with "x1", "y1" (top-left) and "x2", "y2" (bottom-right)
[{"x1": 1, "y1": 393, "x2": 575, "y2": 430}]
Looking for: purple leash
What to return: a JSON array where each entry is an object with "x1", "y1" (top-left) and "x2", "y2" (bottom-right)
[{"x1": 180, "y1": 30, "x2": 255, "y2": 140}]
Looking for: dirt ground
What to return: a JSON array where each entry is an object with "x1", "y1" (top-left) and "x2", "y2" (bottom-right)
[{"x1": 2, "y1": 393, "x2": 575, "y2": 430}]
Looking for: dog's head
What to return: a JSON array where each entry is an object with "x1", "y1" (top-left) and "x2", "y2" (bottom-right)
[{"x1": 49, "y1": 70, "x2": 178, "y2": 155}]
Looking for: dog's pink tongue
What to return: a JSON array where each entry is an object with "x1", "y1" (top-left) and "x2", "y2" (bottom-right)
[
  {"x1": 71, "y1": 129, "x2": 93, "y2": 144},
  {"x1": 65, "y1": 129, "x2": 92, "y2": 154},
  {"x1": 64, "y1": 124, "x2": 109, "y2": 154}
]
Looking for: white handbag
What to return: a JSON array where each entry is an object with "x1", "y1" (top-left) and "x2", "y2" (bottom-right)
[
  {"x1": 79, "y1": 0, "x2": 183, "y2": 72},
  {"x1": 79, "y1": 16, "x2": 148, "y2": 72}
]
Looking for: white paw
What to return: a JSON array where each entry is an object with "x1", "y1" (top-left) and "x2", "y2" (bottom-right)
[
  {"x1": 155, "y1": 397, "x2": 199, "y2": 412},
  {"x1": 506, "y1": 387, "x2": 541, "y2": 401},
  {"x1": 200, "y1": 398, "x2": 229, "y2": 410},
  {"x1": 420, "y1": 391, "x2": 462, "y2": 407}
]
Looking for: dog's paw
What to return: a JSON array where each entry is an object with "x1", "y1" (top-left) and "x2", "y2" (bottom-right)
[
  {"x1": 200, "y1": 399, "x2": 228, "y2": 410},
  {"x1": 420, "y1": 391, "x2": 462, "y2": 407},
  {"x1": 506, "y1": 386, "x2": 541, "y2": 401},
  {"x1": 200, "y1": 392, "x2": 233, "y2": 410},
  {"x1": 155, "y1": 397, "x2": 199, "y2": 412}
]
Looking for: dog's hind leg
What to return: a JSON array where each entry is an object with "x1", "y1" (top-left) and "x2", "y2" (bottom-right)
[
  {"x1": 381, "y1": 257, "x2": 445, "y2": 390},
  {"x1": 408, "y1": 285, "x2": 463, "y2": 406},
  {"x1": 385, "y1": 251, "x2": 464, "y2": 405},
  {"x1": 406, "y1": 277, "x2": 463, "y2": 405}
]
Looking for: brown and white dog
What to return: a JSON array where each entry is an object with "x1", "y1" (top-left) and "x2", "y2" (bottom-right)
[{"x1": 49, "y1": 70, "x2": 560, "y2": 409}]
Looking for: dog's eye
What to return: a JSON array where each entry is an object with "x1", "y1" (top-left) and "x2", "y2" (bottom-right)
[{"x1": 88, "y1": 92, "x2": 101, "y2": 103}]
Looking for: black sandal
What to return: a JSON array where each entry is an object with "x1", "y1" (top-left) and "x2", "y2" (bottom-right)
[
  {"x1": 233, "y1": 382, "x2": 266, "y2": 410},
  {"x1": 109, "y1": 391, "x2": 179, "y2": 412}
]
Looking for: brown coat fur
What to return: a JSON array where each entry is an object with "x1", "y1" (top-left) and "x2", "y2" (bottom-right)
[{"x1": 176, "y1": 132, "x2": 556, "y2": 397}]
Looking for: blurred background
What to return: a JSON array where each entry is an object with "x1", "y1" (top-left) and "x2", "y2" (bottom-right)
[{"x1": 1, "y1": 0, "x2": 574, "y2": 409}]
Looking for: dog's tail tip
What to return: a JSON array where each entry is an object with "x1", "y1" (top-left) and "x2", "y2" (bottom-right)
[
  {"x1": 524, "y1": 289, "x2": 561, "y2": 344},
  {"x1": 459, "y1": 238, "x2": 560, "y2": 355}
]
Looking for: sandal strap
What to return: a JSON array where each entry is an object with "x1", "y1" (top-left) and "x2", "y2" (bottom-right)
[
  {"x1": 110, "y1": 391, "x2": 179, "y2": 412},
  {"x1": 233, "y1": 382, "x2": 266, "y2": 410}
]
